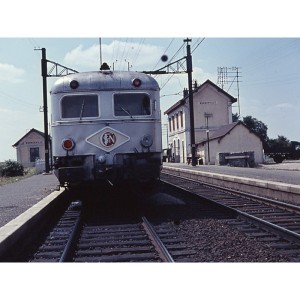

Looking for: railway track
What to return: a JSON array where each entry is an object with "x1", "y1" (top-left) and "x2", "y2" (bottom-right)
[
  {"x1": 161, "y1": 171, "x2": 300, "y2": 261},
  {"x1": 29, "y1": 199, "x2": 195, "y2": 262}
]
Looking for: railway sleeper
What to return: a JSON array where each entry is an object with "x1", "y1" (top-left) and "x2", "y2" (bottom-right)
[
  {"x1": 76, "y1": 245, "x2": 154, "y2": 256},
  {"x1": 77, "y1": 240, "x2": 151, "y2": 249},
  {"x1": 74, "y1": 253, "x2": 160, "y2": 262}
]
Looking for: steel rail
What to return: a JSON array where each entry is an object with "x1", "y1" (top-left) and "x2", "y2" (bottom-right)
[
  {"x1": 59, "y1": 202, "x2": 82, "y2": 262},
  {"x1": 142, "y1": 216, "x2": 174, "y2": 262},
  {"x1": 161, "y1": 170, "x2": 300, "y2": 212},
  {"x1": 161, "y1": 174, "x2": 300, "y2": 245}
]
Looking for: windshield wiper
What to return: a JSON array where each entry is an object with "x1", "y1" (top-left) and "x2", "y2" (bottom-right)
[
  {"x1": 79, "y1": 99, "x2": 85, "y2": 120},
  {"x1": 119, "y1": 105, "x2": 133, "y2": 118}
]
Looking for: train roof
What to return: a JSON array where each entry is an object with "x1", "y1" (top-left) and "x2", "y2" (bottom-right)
[{"x1": 50, "y1": 71, "x2": 160, "y2": 94}]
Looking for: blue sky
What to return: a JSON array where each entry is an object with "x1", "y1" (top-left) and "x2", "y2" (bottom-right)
[
  {"x1": 1, "y1": 1, "x2": 300, "y2": 162},
  {"x1": 1, "y1": 37, "x2": 300, "y2": 161}
]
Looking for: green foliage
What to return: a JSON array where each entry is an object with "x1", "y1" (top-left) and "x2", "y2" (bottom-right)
[
  {"x1": 242, "y1": 115, "x2": 268, "y2": 143},
  {"x1": 1, "y1": 160, "x2": 24, "y2": 177},
  {"x1": 232, "y1": 113, "x2": 240, "y2": 122},
  {"x1": 267, "y1": 135, "x2": 291, "y2": 151}
]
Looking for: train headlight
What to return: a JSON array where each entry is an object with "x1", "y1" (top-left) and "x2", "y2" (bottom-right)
[
  {"x1": 132, "y1": 78, "x2": 142, "y2": 87},
  {"x1": 97, "y1": 155, "x2": 106, "y2": 164},
  {"x1": 62, "y1": 138, "x2": 75, "y2": 151},
  {"x1": 140, "y1": 134, "x2": 153, "y2": 148},
  {"x1": 70, "y1": 80, "x2": 79, "y2": 89}
]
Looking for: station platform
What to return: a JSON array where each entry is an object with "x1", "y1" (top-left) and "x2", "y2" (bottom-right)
[
  {"x1": 0, "y1": 173, "x2": 59, "y2": 228},
  {"x1": 163, "y1": 161, "x2": 300, "y2": 185},
  {"x1": 162, "y1": 161, "x2": 300, "y2": 204}
]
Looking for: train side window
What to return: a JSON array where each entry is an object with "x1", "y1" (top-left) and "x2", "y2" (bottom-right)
[
  {"x1": 61, "y1": 95, "x2": 99, "y2": 118},
  {"x1": 114, "y1": 93, "x2": 151, "y2": 116}
]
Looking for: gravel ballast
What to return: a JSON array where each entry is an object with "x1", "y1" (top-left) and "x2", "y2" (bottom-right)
[{"x1": 174, "y1": 218, "x2": 290, "y2": 262}]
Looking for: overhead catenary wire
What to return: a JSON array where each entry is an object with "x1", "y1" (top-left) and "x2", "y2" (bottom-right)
[
  {"x1": 131, "y1": 38, "x2": 145, "y2": 67},
  {"x1": 151, "y1": 38, "x2": 175, "y2": 71},
  {"x1": 153, "y1": 39, "x2": 186, "y2": 90},
  {"x1": 191, "y1": 38, "x2": 205, "y2": 54}
]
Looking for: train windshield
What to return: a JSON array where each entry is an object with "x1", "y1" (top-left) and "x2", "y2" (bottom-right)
[
  {"x1": 61, "y1": 95, "x2": 99, "y2": 119},
  {"x1": 114, "y1": 93, "x2": 151, "y2": 117}
]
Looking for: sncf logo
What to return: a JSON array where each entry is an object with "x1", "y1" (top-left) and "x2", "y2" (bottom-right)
[
  {"x1": 86, "y1": 126, "x2": 130, "y2": 152},
  {"x1": 101, "y1": 132, "x2": 116, "y2": 147}
]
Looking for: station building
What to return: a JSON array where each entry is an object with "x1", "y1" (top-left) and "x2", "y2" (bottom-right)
[
  {"x1": 164, "y1": 79, "x2": 264, "y2": 165},
  {"x1": 12, "y1": 128, "x2": 50, "y2": 168}
]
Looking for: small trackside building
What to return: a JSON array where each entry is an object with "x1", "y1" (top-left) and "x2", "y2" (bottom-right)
[
  {"x1": 12, "y1": 128, "x2": 50, "y2": 168},
  {"x1": 197, "y1": 122, "x2": 264, "y2": 165}
]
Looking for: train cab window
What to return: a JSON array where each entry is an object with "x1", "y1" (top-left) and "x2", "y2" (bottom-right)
[
  {"x1": 114, "y1": 93, "x2": 151, "y2": 117},
  {"x1": 61, "y1": 95, "x2": 99, "y2": 119}
]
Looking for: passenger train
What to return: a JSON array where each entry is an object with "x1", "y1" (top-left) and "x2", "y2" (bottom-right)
[{"x1": 50, "y1": 66, "x2": 162, "y2": 188}]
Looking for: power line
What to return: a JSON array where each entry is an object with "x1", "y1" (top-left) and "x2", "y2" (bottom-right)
[
  {"x1": 152, "y1": 38, "x2": 175, "y2": 71},
  {"x1": 131, "y1": 38, "x2": 145, "y2": 67},
  {"x1": 191, "y1": 38, "x2": 205, "y2": 53}
]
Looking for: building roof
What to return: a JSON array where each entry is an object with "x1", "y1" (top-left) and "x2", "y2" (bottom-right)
[
  {"x1": 198, "y1": 121, "x2": 262, "y2": 145},
  {"x1": 164, "y1": 79, "x2": 237, "y2": 115},
  {"x1": 12, "y1": 128, "x2": 45, "y2": 147}
]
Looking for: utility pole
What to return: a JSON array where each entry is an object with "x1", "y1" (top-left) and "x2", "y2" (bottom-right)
[
  {"x1": 41, "y1": 48, "x2": 50, "y2": 174},
  {"x1": 143, "y1": 38, "x2": 196, "y2": 166},
  {"x1": 184, "y1": 38, "x2": 197, "y2": 166},
  {"x1": 35, "y1": 47, "x2": 78, "y2": 174}
]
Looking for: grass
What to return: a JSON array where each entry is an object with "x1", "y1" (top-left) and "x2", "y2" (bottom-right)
[{"x1": 0, "y1": 167, "x2": 36, "y2": 187}]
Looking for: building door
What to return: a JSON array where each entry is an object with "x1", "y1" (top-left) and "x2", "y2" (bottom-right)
[
  {"x1": 182, "y1": 140, "x2": 185, "y2": 163},
  {"x1": 177, "y1": 139, "x2": 180, "y2": 162},
  {"x1": 30, "y1": 147, "x2": 40, "y2": 162}
]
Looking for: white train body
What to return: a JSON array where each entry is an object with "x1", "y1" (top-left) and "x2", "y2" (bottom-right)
[{"x1": 51, "y1": 70, "x2": 162, "y2": 186}]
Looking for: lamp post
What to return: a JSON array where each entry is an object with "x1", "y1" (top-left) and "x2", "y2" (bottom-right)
[
  {"x1": 205, "y1": 112, "x2": 212, "y2": 165},
  {"x1": 206, "y1": 129, "x2": 210, "y2": 165}
]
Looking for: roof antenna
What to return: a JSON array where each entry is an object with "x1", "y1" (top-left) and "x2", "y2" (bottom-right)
[{"x1": 99, "y1": 38, "x2": 102, "y2": 69}]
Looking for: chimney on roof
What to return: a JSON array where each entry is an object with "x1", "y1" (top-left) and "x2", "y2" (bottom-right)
[
  {"x1": 183, "y1": 88, "x2": 188, "y2": 97},
  {"x1": 193, "y1": 80, "x2": 198, "y2": 89}
]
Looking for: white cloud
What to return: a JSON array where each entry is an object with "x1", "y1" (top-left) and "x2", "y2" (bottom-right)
[
  {"x1": 64, "y1": 40, "x2": 165, "y2": 71},
  {"x1": 0, "y1": 63, "x2": 25, "y2": 83},
  {"x1": 274, "y1": 103, "x2": 293, "y2": 109}
]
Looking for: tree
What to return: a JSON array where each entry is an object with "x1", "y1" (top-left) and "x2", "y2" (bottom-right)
[
  {"x1": 267, "y1": 135, "x2": 291, "y2": 151},
  {"x1": 232, "y1": 113, "x2": 240, "y2": 122},
  {"x1": 242, "y1": 115, "x2": 268, "y2": 144}
]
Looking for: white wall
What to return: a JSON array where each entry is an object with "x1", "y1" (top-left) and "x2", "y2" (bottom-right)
[{"x1": 198, "y1": 124, "x2": 264, "y2": 164}]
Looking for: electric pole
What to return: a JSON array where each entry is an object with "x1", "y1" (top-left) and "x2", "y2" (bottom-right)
[
  {"x1": 143, "y1": 38, "x2": 197, "y2": 166},
  {"x1": 36, "y1": 47, "x2": 78, "y2": 174},
  {"x1": 184, "y1": 38, "x2": 197, "y2": 166},
  {"x1": 41, "y1": 48, "x2": 50, "y2": 174}
]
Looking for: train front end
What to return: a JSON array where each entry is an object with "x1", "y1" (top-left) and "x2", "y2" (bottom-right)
[{"x1": 50, "y1": 70, "x2": 162, "y2": 187}]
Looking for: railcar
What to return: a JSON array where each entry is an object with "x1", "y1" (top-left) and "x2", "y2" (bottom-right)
[{"x1": 50, "y1": 68, "x2": 162, "y2": 187}]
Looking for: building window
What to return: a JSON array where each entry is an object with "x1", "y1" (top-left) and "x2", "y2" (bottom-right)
[
  {"x1": 169, "y1": 118, "x2": 172, "y2": 132},
  {"x1": 180, "y1": 111, "x2": 183, "y2": 128},
  {"x1": 30, "y1": 147, "x2": 40, "y2": 162},
  {"x1": 172, "y1": 116, "x2": 175, "y2": 132},
  {"x1": 176, "y1": 113, "x2": 179, "y2": 130}
]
